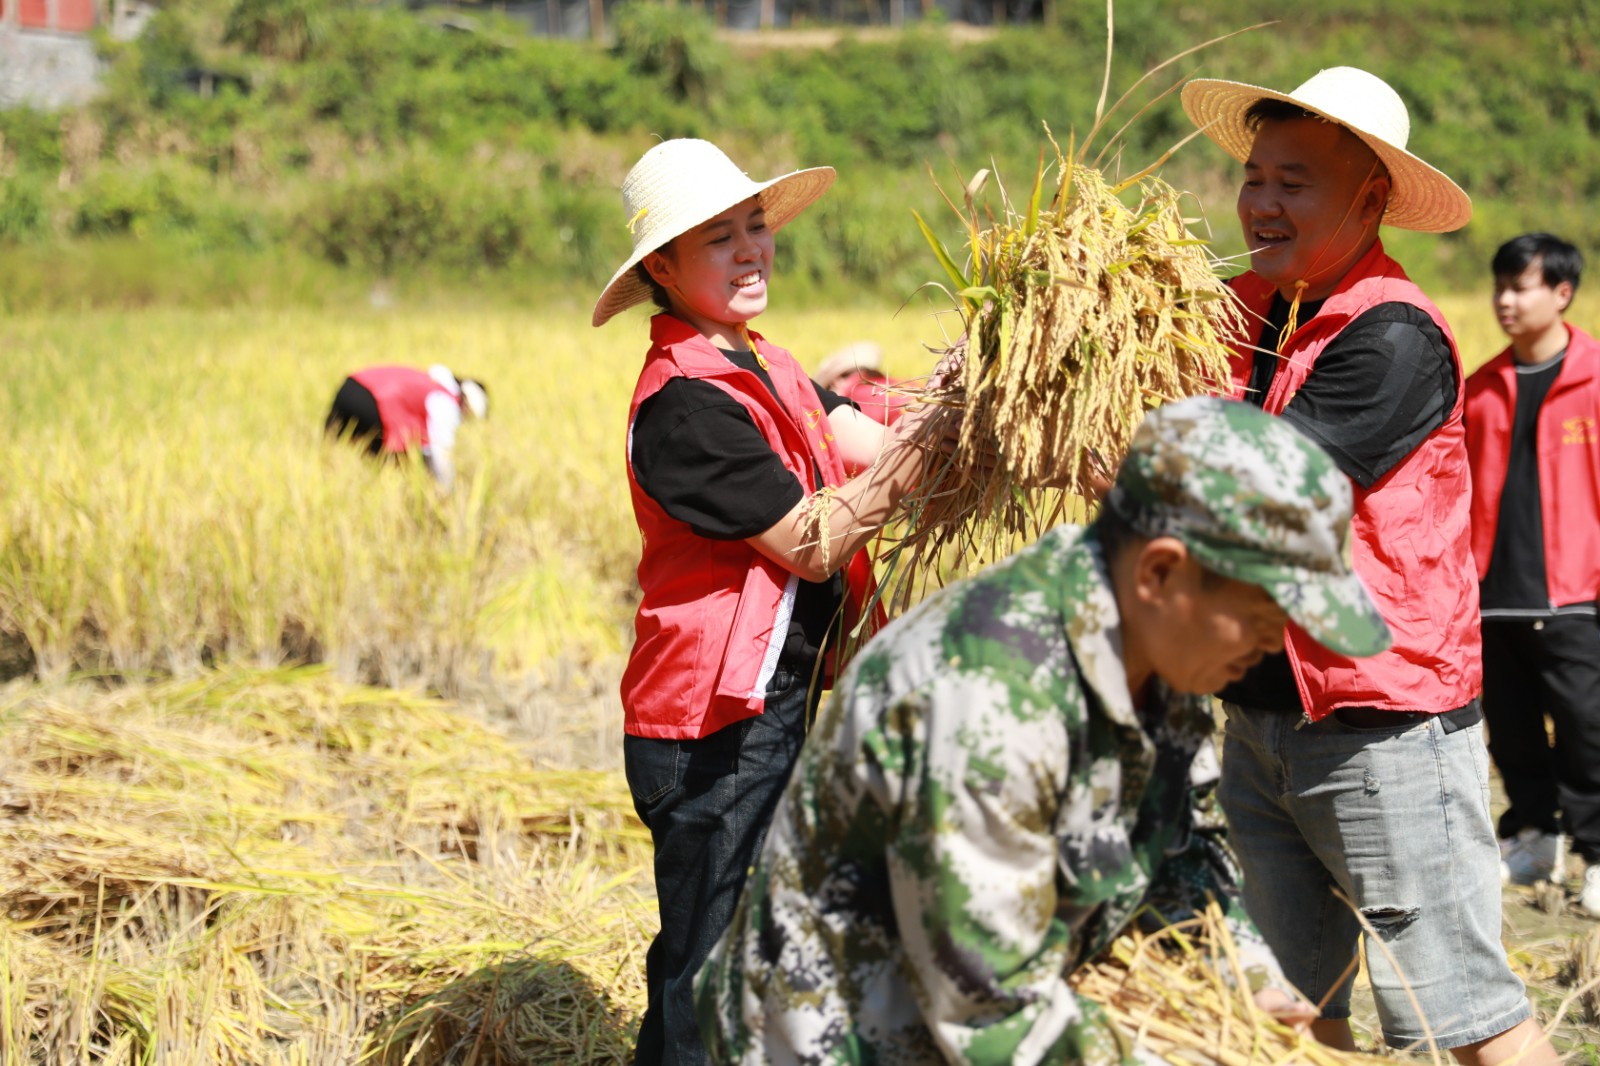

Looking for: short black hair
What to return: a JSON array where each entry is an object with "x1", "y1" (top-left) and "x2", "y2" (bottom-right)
[
  {"x1": 1491, "y1": 233, "x2": 1583, "y2": 295},
  {"x1": 1092, "y1": 503, "x2": 1227, "y2": 589},
  {"x1": 1243, "y1": 99, "x2": 1389, "y2": 181},
  {"x1": 634, "y1": 238, "x2": 677, "y2": 313},
  {"x1": 1244, "y1": 98, "x2": 1321, "y2": 129},
  {"x1": 1092, "y1": 503, "x2": 1142, "y2": 565}
]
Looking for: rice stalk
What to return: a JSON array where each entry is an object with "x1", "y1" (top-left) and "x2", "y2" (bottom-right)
[
  {"x1": 879, "y1": 129, "x2": 1245, "y2": 602},
  {"x1": 0, "y1": 668, "x2": 650, "y2": 1063},
  {"x1": 1074, "y1": 904, "x2": 1389, "y2": 1066},
  {"x1": 1556, "y1": 928, "x2": 1600, "y2": 1026}
]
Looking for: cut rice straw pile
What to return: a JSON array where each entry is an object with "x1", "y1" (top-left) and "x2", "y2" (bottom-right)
[
  {"x1": 0, "y1": 667, "x2": 651, "y2": 1065},
  {"x1": 1074, "y1": 904, "x2": 1391, "y2": 1066},
  {"x1": 853, "y1": 15, "x2": 1262, "y2": 610}
]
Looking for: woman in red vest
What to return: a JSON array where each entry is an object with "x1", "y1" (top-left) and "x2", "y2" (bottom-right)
[{"x1": 592, "y1": 138, "x2": 955, "y2": 1066}]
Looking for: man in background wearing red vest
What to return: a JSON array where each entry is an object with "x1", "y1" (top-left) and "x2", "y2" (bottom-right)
[
  {"x1": 1464, "y1": 233, "x2": 1600, "y2": 916},
  {"x1": 325, "y1": 363, "x2": 489, "y2": 491},
  {"x1": 1182, "y1": 67, "x2": 1557, "y2": 1066}
]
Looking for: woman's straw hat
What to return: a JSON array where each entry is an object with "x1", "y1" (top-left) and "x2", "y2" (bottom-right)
[
  {"x1": 1181, "y1": 66, "x2": 1470, "y2": 233},
  {"x1": 592, "y1": 139, "x2": 836, "y2": 327}
]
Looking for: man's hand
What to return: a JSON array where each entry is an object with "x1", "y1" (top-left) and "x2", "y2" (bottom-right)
[{"x1": 1252, "y1": 987, "x2": 1318, "y2": 1031}]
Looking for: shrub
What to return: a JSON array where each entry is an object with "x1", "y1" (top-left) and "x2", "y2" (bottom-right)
[{"x1": 0, "y1": 173, "x2": 50, "y2": 242}]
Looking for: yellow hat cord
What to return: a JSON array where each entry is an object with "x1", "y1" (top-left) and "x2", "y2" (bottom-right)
[
  {"x1": 1276, "y1": 280, "x2": 1310, "y2": 354},
  {"x1": 1277, "y1": 158, "x2": 1384, "y2": 354},
  {"x1": 737, "y1": 322, "x2": 769, "y2": 370}
]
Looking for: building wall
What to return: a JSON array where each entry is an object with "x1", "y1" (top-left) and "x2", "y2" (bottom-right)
[{"x1": 0, "y1": 27, "x2": 103, "y2": 109}]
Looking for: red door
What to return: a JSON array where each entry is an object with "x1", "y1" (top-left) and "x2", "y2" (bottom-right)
[{"x1": 17, "y1": 0, "x2": 96, "y2": 30}]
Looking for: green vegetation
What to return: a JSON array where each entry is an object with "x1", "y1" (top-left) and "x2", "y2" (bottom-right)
[{"x1": 0, "y1": 0, "x2": 1596, "y2": 309}]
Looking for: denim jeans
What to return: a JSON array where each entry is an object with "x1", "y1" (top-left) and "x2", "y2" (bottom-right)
[
  {"x1": 1219, "y1": 702, "x2": 1531, "y2": 1050},
  {"x1": 624, "y1": 664, "x2": 815, "y2": 1066}
]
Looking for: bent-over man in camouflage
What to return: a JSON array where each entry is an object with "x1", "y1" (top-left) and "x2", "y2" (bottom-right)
[{"x1": 695, "y1": 397, "x2": 1392, "y2": 1066}]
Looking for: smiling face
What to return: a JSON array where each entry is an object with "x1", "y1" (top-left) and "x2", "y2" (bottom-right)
[
  {"x1": 1117, "y1": 537, "x2": 1291, "y2": 699},
  {"x1": 1236, "y1": 117, "x2": 1391, "y2": 301},
  {"x1": 641, "y1": 195, "x2": 773, "y2": 349},
  {"x1": 1493, "y1": 259, "x2": 1573, "y2": 360}
]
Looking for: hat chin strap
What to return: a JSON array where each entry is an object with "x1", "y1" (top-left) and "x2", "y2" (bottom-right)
[
  {"x1": 736, "y1": 323, "x2": 769, "y2": 370},
  {"x1": 1275, "y1": 159, "x2": 1384, "y2": 354},
  {"x1": 1276, "y1": 280, "x2": 1311, "y2": 355}
]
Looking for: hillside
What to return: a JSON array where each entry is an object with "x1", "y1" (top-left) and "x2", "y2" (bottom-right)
[{"x1": 0, "y1": 0, "x2": 1595, "y2": 308}]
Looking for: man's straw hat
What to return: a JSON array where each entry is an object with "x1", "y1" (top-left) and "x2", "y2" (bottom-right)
[
  {"x1": 592, "y1": 139, "x2": 835, "y2": 327},
  {"x1": 1181, "y1": 66, "x2": 1470, "y2": 233}
]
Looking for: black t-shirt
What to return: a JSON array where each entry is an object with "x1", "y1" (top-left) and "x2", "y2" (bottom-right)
[
  {"x1": 630, "y1": 349, "x2": 857, "y2": 668},
  {"x1": 1479, "y1": 352, "x2": 1565, "y2": 614},
  {"x1": 1220, "y1": 296, "x2": 1457, "y2": 713}
]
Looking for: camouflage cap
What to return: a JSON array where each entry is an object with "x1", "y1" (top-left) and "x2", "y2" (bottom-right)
[{"x1": 1102, "y1": 396, "x2": 1390, "y2": 659}]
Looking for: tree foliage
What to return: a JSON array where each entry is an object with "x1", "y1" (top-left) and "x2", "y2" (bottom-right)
[{"x1": 1, "y1": 0, "x2": 1596, "y2": 302}]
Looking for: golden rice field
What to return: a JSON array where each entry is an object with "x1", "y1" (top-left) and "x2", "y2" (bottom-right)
[{"x1": 2, "y1": 292, "x2": 1598, "y2": 1063}]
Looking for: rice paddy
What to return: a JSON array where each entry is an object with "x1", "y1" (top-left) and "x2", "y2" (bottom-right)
[{"x1": 3, "y1": 295, "x2": 1597, "y2": 1062}]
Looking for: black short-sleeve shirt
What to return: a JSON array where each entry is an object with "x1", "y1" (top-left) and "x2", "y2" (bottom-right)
[
  {"x1": 630, "y1": 349, "x2": 857, "y2": 669},
  {"x1": 1220, "y1": 295, "x2": 1457, "y2": 713},
  {"x1": 1479, "y1": 352, "x2": 1565, "y2": 614}
]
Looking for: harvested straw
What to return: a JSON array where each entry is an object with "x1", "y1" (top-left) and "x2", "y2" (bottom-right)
[
  {"x1": 1074, "y1": 904, "x2": 1389, "y2": 1066},
  {"x1": 837, "y1": 12, "x2": 1269, "y2": 605},
  {"x1": 879, "y1": 137, "x2": 1245, "y2": 603},
  {"x1": 0, "y1": 667, "x2": 651, "y2": 1064}
]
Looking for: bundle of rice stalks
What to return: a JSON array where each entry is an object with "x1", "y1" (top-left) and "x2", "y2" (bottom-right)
[
  {"x1": 0, "y1": 667, "x2": 652, "y2": 1064},
  {"x1": 1074, "y1": 905, "x2": 1394, "y2": 1066},
  {"x1": 857, "y1": 24, "x2": 1261, "y2": 606}
]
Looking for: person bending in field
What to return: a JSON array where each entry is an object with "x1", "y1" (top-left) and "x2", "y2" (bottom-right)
[
  {"x1": 696, "y1": 398, "x2": 1387, "y2": 1064},
  {"x1": 324, "y1": 363, "x2": 488, "y2": 492},
  {"x1": 591, "y1": 138, "x2": 964, "y2": 1066},
  {"x1": 1182, "y1": 65, "x2": 1557, "y2": 1064},
  {"x1": 1464, "y1": 232, "x2": 1600, "y2": 913}
]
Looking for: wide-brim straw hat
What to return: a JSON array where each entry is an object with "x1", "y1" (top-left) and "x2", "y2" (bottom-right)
[
  {"x1": 592, "y1": 139, "x2": 836, "y2": 327},
  {"x1": 1181, "y1": 66, "x2": 1470, "y2": 234}
]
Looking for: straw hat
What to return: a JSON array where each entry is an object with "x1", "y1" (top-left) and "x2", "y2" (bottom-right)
[
  {"x1": 591, "y1": 139, "x2": 836, "y2": 327},
  {"x1": 1180, "y1": 66, "x2": 1470, "y2": 233},
  {"x1": 814, "y1": 341, "x2": 884, "y2": 389}
]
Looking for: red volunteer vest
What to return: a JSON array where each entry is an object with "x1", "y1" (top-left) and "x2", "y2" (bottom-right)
[
  {"x1": 1464, "y1": 325, "x2": 1600, "y2": 607},
  {"x1": 831, "y1": 370, "x2": 911, "y2": 426},
  {"x1": 1228, "y1": 242, "x2": 1482, "y2": 718},
  {"x1": 350, "y1": 365, "x2": 458, "y2": 452},
  {"x1": 622, "y1": 314, "x2": 879, "y2": 740}
]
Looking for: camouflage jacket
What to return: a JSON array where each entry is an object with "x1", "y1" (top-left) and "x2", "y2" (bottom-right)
[{"x1": 696, "y1": 525, "x2": 1285, "y2": 1065}]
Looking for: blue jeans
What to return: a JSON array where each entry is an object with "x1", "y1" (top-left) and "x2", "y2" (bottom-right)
[
  {"x1": 623, "y1": 665, "x2": 814, "y2": 1066},
  {"x1": 1219, "y1": 703, "x2": 1531, "y2": 1050}
]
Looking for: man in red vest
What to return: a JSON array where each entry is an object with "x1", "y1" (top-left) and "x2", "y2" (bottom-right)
[
  {"x1": 325, "y1": 363, "x2": 488, "y2": 491},
  {"x1": 1182, "y1": 67, "x2": 1556, "y2": 1065},
  {"x1": 1464, "y1": 233, "x2": 1600, "y2": 915}
]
